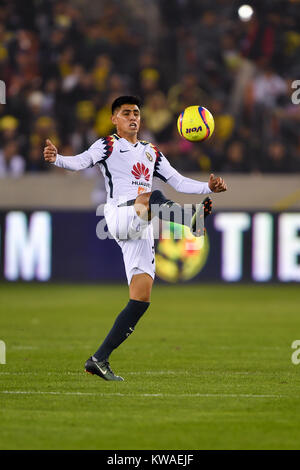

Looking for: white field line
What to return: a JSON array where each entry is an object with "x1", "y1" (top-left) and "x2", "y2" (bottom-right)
[
  {"x1": 5, "y1": 346, "x2": 285, "y2": 350},
  {"x1": 0, "y1": 390, "x2": 284, "y2": 398},
  {"x1": 0, "y1": 371, "x2": 263, "y2": 376}
]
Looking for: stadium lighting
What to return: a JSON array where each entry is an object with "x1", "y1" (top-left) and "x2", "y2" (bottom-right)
[{"x1": 238, "y1": 4, "x2": 254, "y2": 21}]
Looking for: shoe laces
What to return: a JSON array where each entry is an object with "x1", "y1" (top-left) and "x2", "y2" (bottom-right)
[{"x1": 102, "y1": 360, "x2": 113, "y2": 374}]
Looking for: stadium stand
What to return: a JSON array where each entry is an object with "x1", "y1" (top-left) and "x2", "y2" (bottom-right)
[{"x1": 0, "y1": 0, "x2": 300, "y2": 176}]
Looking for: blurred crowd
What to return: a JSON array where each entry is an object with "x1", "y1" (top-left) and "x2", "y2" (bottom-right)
[{"x1": 1, "y1": 0, "x2": 300, "y2": 179}]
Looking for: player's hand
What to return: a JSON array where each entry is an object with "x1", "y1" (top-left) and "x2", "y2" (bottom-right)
[
  {"x1": 208, "y1": 173, "x2": 227, "y2": 193},
  {"x1": 43, "y1": 139, "x2": 57, "y2": 163}
]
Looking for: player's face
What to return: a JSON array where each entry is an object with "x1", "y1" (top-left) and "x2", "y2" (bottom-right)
[{"x1": 111, "y1": 104, "x2": 141, "y2": 137}]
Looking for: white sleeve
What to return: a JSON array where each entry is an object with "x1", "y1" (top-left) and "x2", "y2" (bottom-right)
[
  {"x1": 153, "y1": 151, "x2": 178, "y2": 182},
  {"x1": 152, "y1": 147, "x2": 212, "y2": 195},
  {"x1": 167, "y1": 169, "x2": 212, "y2": 195},
  {"x1": 53, "y1": 139, "x2": 105, "y2": 171}
]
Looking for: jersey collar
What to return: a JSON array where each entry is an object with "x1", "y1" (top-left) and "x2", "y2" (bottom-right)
[{"x1": 116, "y1": 135, "x2": 139, "y2": 148}]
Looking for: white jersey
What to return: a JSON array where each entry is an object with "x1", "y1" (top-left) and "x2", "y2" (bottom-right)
[{"x1": 54, "y1": 133, "x2": 212, "y2": 204}]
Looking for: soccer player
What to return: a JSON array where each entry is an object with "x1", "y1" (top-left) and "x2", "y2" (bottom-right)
[{"x1": 43, "y1": 96, "x2": 227, "y2": 381}]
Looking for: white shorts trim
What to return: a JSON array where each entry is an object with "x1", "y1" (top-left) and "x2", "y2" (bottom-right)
[{"x1": 128, "y1": 267, "x2": 155, "y2": 285}]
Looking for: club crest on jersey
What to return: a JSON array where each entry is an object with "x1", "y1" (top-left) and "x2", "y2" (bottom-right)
[
  {"x1": 131, "y1": 163, "x2": 150, "y2": 181},
  {"x1": 146, "y1": 152, "x2": 153, "y2": 162}
]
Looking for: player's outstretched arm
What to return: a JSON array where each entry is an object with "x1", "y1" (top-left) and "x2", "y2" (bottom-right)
[
  {"x1": 153, "y1": 148, "x2": 227, "y2": 195},
  {"x1": 166, "y1": 170, "x2": 227, "y2": 195},
  {"x1": 43, "y1": 138, "x2": 97, "y2": 171}
]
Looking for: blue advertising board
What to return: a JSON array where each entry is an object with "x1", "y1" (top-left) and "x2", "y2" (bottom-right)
[{"x1": 0, "y1": 210, "x2": 300, "y2": 283}]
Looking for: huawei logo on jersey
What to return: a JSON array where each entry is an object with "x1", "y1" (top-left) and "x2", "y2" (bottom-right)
[{"x1": 131, "y1": 163, "x2": 150, "y2": 181}]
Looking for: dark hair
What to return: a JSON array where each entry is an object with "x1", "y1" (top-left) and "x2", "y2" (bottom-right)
[{"x1": 111, "y1": 95, "x2": 141, "y2": 114}]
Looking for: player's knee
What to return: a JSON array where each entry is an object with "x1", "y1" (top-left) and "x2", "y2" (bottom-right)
[
  {"x1": 131, "y1": 290, "x2": 151, "y2": 303},
  {"x1": 135, "y1": 192, "x2": 151, "y2": 206},
  {"x1": 130, "y1": 273, "x2": 153, "y2": 302},
  {"x1": 135, "y1": 192, "x2": 151, "y2": 220}
]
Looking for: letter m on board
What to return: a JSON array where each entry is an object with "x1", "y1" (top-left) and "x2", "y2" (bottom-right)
[{"x1": 0, "y1": 80, "x2": 6, "y2": 104}]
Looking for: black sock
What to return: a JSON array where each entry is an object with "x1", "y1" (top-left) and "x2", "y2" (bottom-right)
[
  {"x1": 149, "y1": 190, "x2": 195, "y2": 227},
  {"x1": 93, "y1": 299, "x2": 150, "y2": 361}
]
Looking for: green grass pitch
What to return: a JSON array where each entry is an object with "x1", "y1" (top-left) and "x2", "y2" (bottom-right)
[{"x1": 0, "y1": 283, "x2": 300, "y2": 450}]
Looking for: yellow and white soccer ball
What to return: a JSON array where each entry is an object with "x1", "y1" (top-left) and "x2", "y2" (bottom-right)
[{"x1": 177, "y1": 105, "x2": 215, "y2": 142}]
